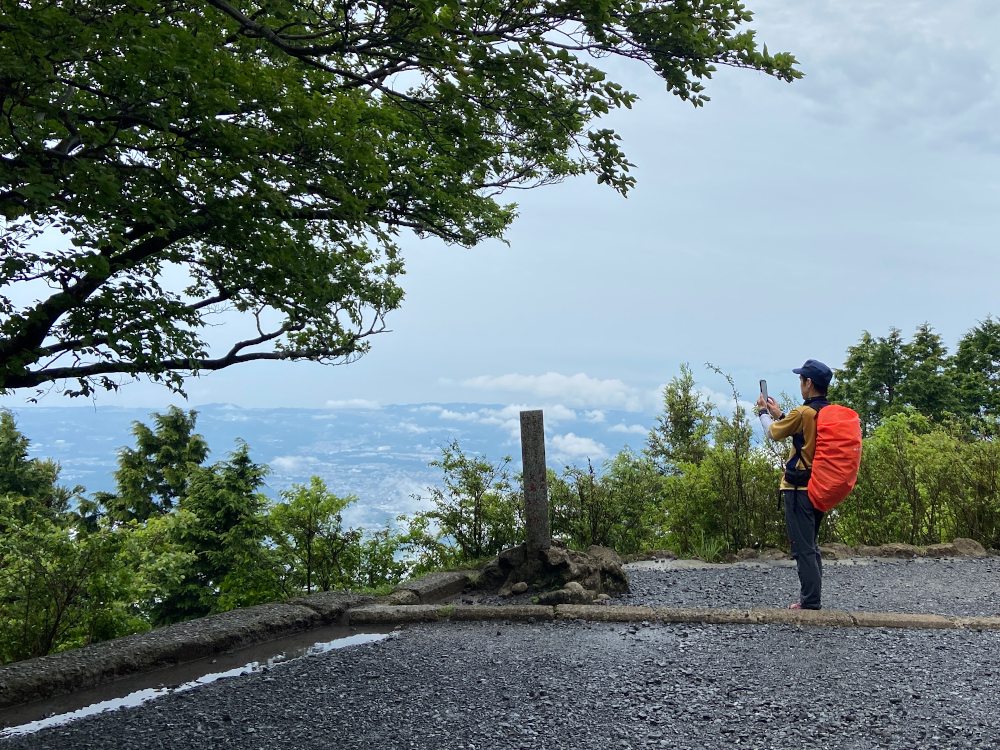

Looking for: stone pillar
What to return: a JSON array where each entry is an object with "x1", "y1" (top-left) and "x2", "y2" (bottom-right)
[{"x1": 520, "y1": 409, "x2": 550, "y2": 555}]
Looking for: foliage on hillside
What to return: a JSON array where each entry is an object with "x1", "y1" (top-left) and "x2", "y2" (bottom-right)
[{"x1": 0, "y1": 408, "x2": 412, "y2": 664}]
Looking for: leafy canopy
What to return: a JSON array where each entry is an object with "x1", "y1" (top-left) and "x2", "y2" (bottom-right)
[
  {"x1": 830, "y1": 319, "x2": 1000, "y2": 434},
  {"x1": 0, "y1": 0, "x2": 798, "y2": 396},
  {"x1": 645, "y1": 362, "x2": 712, "y2": 473}
]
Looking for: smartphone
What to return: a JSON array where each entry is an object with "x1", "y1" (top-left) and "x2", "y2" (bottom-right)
[{"x1": 759, "y1": 379, "x2": 769, "y2": 405}]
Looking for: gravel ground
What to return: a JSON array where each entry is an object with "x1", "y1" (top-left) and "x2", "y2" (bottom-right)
[
  {"x1": 618, "y1": 558, "x2": 1000, "y2": 616},
  {"x1": 5, "y1": 619, "x2": 1000, "y2": 750},
  {"x1": 457, "y1": 557, "x2": 1000, "y2": 616}
]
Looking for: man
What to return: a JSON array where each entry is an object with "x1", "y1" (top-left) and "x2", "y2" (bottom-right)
[{"x1": 756, "y1": 359, "x2": 833, "y2": 610}]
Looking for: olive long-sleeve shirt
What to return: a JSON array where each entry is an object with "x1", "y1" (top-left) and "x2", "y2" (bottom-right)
[{"x1": 764, "y1": 397, "x2": 830, "y2": 491}]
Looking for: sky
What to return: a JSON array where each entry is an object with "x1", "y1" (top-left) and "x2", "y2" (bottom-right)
[{"x1": 4, "y1": 0, "x2": 1000, "y2": 416}]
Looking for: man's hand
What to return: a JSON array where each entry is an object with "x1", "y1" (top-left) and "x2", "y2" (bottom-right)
[{"x1": 756, "y1": 393, "x2": 783, "y2": 420}]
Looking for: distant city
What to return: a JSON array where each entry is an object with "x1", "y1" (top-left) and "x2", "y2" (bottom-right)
[{"x1": 5, "y1": 403, "x2": 654, "y2": 528}]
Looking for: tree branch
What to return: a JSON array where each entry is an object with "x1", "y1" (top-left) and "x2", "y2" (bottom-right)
[{"x1": 0, "y1": 224, "x2": 198, "y2": 366}]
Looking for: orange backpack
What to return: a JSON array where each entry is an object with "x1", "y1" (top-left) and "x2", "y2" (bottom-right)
[{"x1": 808, "y1": 404, "x2": 863, "y2": 512}]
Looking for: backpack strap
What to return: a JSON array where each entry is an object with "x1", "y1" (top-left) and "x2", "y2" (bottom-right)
[{"x1": 791, "y1": 401, "x2": 826, "y2": 470}]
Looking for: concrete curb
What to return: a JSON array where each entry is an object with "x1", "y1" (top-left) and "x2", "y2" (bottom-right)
[
  {"x1": 450, "y1": 605, "x2": 555, "y2": 622},
  {"x1": 0, "y1": 592, "x2": 371, "y2": 710},
  {"x1": 349, "y1": 603, "x2": 1000, "y2": 632}
]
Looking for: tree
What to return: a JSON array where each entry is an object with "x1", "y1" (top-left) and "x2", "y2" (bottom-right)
[
  {"x1": 550, "y1": 449, "x2": 664, "y2": 553},
  {"x1": 95, "y1": 406, "x2": 209, "y2": 523},
  {"x1": 271, "y1": 477, "x2": 360, "y2": 593},
  {"x1": 0, "y1": 0, "x2": 799, "y2": 397},
  {"x1": 0, "y1": 410, "x2": 81, "y2": 525},
  {"x1": 897, "y1": 323, "x2": 958, "y2": 421},
  {"x1": 0, "y1": 415, "x2": 144, "y2": 663},
  {"x1": 341, "y1": 523, "x2": 410, "y2": 591},
  {"x1": 0, "y1": 514, "x2": 142, "y2": 662},
  {"x1": 831, "y1": 328, "x2": 906, "y2": 435},
  {"x1": 646, "y1": 363, "x2": 714, "y2": 473},
  {"x1": 954, "y1": 316, "x2": 1000, "y2": 420},
  {"x1": 415, "y1": 441, "x2": 520, "y2": 561},
  {"x1": 147, "y1": 442, "x2": 275, "y2": 624},
  {"x1": 833, "y1": 324, "x2": 967, "y2": 431}
]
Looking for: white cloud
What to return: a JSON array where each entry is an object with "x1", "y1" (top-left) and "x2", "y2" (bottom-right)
[
  {"x1": 609, "y1": 423, "x2": 647, "y2": 435},
  {"x1": 271, "y1": 455, "x2": 319, "y2": 472},
  {"x1": 398, "y1": 422, "x2": 430, "y2": 434},
  {"x1": 583, "y1": 410, "x2": 606, "y2": 423},
  {"x1": 549, "y1": 433, "x2": 607, "y2": 461},
  {"x1": 437, "y1": 403, "x2": 579, "y2": 438},
  {"x1": 547, "y1": 404, "x2": 578, "y2": 422},
  {"x1": 473, "y1": 405, "x2": 524, "y2": 438},
  {"x1": 698, "y1": 386, "x2": 758, "y2": 417},
  {"x1": 753, "y1": 0, "x2": 1000, "y2": 150},
  {"x1": 461, "y1": 372, "x2": 652, "y2": 411},
  {"x1": 439, "y1": 409, "x2": 481, "y2": 422},
  {"x1": 325, "y1": 398, "x2": 381, "y2": 410}
]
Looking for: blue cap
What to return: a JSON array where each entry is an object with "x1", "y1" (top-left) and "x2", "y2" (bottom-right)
[{"x1": 792, "y1": 359, "x2": 833, "y2": 388}]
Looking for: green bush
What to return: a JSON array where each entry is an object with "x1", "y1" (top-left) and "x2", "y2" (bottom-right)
[
  {"x1": 833, "y1": 413, "x2": 1000, "y2": 548},
  {"x1": 0, "y1": 410, "x2": 420, "y2": 664},
  {"x1": 549, "y1": 448, "x2": 666, "y2": 554},
  {"x1": 408, "y1": 440, "x2": 523, "y2": 564}
]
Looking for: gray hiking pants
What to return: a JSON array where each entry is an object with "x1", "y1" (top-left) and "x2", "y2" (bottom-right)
[{"x1": 782, "y1": 489, "x2": 824, "y2": 609}]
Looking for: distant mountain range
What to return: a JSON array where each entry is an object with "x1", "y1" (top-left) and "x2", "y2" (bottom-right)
[{"x1": 6, "y1": 403, "x2": 654, "y2": 528}]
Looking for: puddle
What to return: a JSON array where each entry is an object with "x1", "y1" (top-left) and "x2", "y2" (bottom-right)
[{"x1": 0, "y1": 626, "x2": 393, "y2": 736}]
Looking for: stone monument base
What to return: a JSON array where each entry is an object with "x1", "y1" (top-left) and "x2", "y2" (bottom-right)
[{"x1": 476, "y1": 539, "x2": 629, "y2": 603}]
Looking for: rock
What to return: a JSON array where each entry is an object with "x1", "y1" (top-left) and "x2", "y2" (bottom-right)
[
  {"x1": 391, "y1": 571, "x2": 475, "y2": 604},
  {"x1": 880, "y1": 543, "x2": 923, "y2": 558},
  {"x1": 542, "y1": 545, "x2": 570, "y2": 568},
  {"x1": 736, "y1": 548, "x2": 758, "y2": 561},
  {"x1": 823, "y1": 542, "x2": 854, "y2": 557},
  {"x1": 758, "y1": 548, "x2": 790, "y2": 560},
  {"x1": 819, "y1": 543, "x2": 853, "y2": 561},
  {"x1": 478, "y1": 539, "x2": 628, "y2": 596},
  {"x1": 854, "y1": 544, "x2": 882, "y2": 557},
  {"x1": 499, "y1": 587, "x2": 513, "y2": 599},
  {"x1": 285, "y1": 591, "x2": 374, "y2": 624},
  {"x1": 587, "y1": 545, "x2": 623, "y2": 567},
  {"x1": 621, "y1": 549, "x2": 678, "y2": 563},
  {"x1": 387, "y1": 589, "x2": 420, "y2": 605},
  {"x1": 499, "y1": 544, "x2": 528, "y2": 569},
  {"x1": 476, "y1": 558, "x2": 508, "y2": 591},
  {"x1": 511, "y1": 582, "x2": 528, "y2": 594},
  {"x1": 723, "y1": 553, "x2": 738, "y2": 564},
  {"x1": 952, "y1": 538, "x2": 988, "y2": 558},
  {"x1": 536, "y1": 589, "x2": 568, "y2": 605},
  {"x1": 537, "y1": 582, "x2": 597, "y2": 605},
  {"x1": 924, "y1": 543, "x2": 959, "y2": 558},
  {"x1": 597, "y1": 593, "x2": 611, "y2": 601}
]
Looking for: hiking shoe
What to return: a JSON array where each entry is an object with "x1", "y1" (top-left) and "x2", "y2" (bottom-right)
[{"x1": 788, "y1": 602, "x2": 803, "y2": 610}]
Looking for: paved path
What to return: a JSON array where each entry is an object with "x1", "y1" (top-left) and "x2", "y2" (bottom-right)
[
  {"x1": 4, "y1": 619, "x2": 999, "y2": 750},
  {"x1": 618, "y1": 557, "x2": 1000, "y2": 616},
  {"x1": 4, "y1": 557, "x2": 1000, "y2": 748}
]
